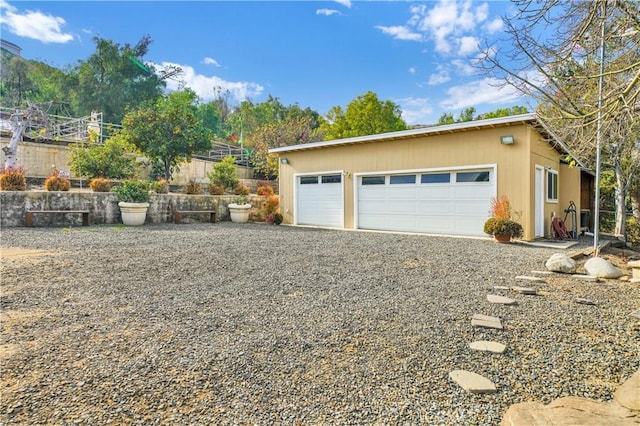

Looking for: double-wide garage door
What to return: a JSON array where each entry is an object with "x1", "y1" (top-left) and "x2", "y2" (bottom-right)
[
  {"x1": 296, "y1": 168, "x2": 494, "y2": 236},
  {"x1": 357, "y1": 169, "x2": 494, "y2": 236}
]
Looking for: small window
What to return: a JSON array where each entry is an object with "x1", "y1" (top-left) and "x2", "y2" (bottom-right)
[
  {"x1": 390, "y1": 175, "x2": 416, "y2": 184},
  {"x1": 362, "y1": 176, "x2": 385, "y2": 185},
  {"x1": 456, "y1": 171, "x2": 490, "y2": 183},
  {"x1": 300, "y1": 176, "x2": 318, "y2": 185},
  {"x1": 421, "y1": 173, "x2": 450, "y2": 184},
  {"x1": 321, "y1": 175, "x2": 342, "y2": 184},
  {"x1": 547, "y1": 169, "x2": 558, "y2": 202}
]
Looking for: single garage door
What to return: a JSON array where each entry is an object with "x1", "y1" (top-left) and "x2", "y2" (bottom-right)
[
  {"x1": 296, "y1": 174, "x2": 344, "y2": 228},
  {"x1": 357, "y1": 169, "x2": 494, "y2": 236}
]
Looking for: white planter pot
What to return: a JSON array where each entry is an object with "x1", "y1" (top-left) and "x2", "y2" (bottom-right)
[
  {"x1": 118, "y1": 201, "x2": 150, "y2": 226},
  {"x1": 228, "y1": 203, "x2": 251, "y2": 223}
]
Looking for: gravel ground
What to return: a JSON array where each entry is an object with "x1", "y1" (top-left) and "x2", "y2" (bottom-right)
[{"x1": 1, "y1": 223, "x2": 638, "y2": 425}]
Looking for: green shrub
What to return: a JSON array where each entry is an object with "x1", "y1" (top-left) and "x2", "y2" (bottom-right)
[
  {"x1": 484, "y1": 218, "x2": 523, "y2": 238},
  {"x1": 149, "y1": 178, "x2": 169, "y2": 194},
  {"x1": 0, "y1": 166, "x2": 26, "y2": 191},
  {"x1": 208, "y1": 156, "x2": 238, "y2": 190},
  {"x1": 111, "y1": 180, "x2": 149, "y2": 203},
  {"x1": 69, "y1": 133, "x2": 139, "y2": 179}
]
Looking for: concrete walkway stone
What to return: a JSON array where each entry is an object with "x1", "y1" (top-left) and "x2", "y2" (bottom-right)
[
  {"x1": 572, "y1": 274, "x2": 600, "y2": 282},
  {"x1": 449, "y1": 370, "x2": 497, "y2": 394},
  {"x1": 512, "y1": 286, "x2": 537, "y2": 295},
  {"x1": 469, "y1": 340, "x2": 507, "y2": 354},
  {"x1": 515, "y1": 275, "x2": 546, "y2": 283},
  {"x1": 472, "y1": 314, "x2": 503, "y2": 330},
  {"x1": 574, "y1": 297, "x2": 596, "y2": 305},
  {"x1": 487, "y1": 294, "x2": 517, "y2": 305}
]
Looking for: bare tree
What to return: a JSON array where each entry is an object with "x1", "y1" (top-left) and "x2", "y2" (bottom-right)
[
  {"x1": 3, "y1": 103, "x2": 50, "y2": 169},
  {"x1": 479, "y1": 0, "x2": 640, "y2": 238}
]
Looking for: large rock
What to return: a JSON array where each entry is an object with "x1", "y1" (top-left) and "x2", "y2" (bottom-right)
[
  {"x1": 501, "y1": 397, "x2": 639, "y2": 426},
  {"x1": 614, "y1": 370, "x2": 640, "y2": 411},
  {"x1": 501, "y1": 370, "x2": 640, "y2": 426},
  {"x1": 545, "y1": 253, "x2": 577, "y2": 273},
  {"x1": 584, "y1": 257, "x2": 624, "y2": 279}
]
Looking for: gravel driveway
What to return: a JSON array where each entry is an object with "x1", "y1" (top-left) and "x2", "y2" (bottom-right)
[{"x1": 1, "y1": 223, "x2": 638, "y2": 424}]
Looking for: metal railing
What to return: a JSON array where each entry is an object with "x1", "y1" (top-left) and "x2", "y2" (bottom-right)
[{"x1": 0, "y1": 107, "x2": 121, "y2": 144}]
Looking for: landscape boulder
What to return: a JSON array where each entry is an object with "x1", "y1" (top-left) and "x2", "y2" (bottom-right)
[
  {"x1": 584, "y1": 257, "x2": 624, "y2": 279},
  {"x1": 544, "y1": 253, "x2": 577, "y2": 273}
]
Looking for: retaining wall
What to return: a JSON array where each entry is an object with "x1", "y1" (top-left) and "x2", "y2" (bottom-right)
[{"x1": 0, "y1": 191, "x2": 267, "y2": 227}]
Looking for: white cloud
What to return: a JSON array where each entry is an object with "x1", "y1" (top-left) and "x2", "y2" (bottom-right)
[
  {"x1": 484, "y1": 17, "x2": 503, "y2": 34},
  {"x1": 334, "y1": 0, "x2": 351, "y2": 8},
  {"x1": 375, "y1": 25, "x2": 422, "y2": 41},
  {"x1": 408, "y1": 67, "x2": 416, "y2": 74},
  {"x1": 203, "y1": 57, "x2": 220, "y2": 67},
  {"x1": 154, "y1": 62, "x2": 264, "y2": 103},
  {"x1": 458, "y1": 36, "x2": 479, "y2": 56},
  {"x1": 397, "y1": 97, "x2": 434, "y2": 125},
  {"x1": 316, "y1": 9, "x2": 340, "y2": 16},
  {"x1": 440, "y1": 77, "x2": 523, "y2": 109},
  {"x1": 428, "y1": 70, "x2": 451, "y2": 86},
  {"x1": 450, "y1": 59, "x2": 477, "y2": 76},
  {"x1": 1, "y1": 3, "x2": 74, "y2": 43}
]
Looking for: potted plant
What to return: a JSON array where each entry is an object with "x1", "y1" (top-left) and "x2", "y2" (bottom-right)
[
  {"x1": 483, "y1": 195, "x2": 523, "y2": 243},
  {"x1": 228, "y1": 194, "x2": 251, "y2": 223},
  {"x1": 262, "y1": 195, "x2": 280, "y2": 225},
  {"x1": 112, "y1": 180, "x2": 150, "y2": 226}
]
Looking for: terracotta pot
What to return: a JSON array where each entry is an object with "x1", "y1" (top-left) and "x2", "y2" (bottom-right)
[{"x1": 494, "y1": 234, "x2": 512, "y2": 243}]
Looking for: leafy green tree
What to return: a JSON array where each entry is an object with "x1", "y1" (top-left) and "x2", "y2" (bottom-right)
[
  {"x1": 72, "y1": 36, "x2": 168, "y2": 124},
  {"x1": 122, "y1": 89, "x2": 211, "y2": 181},
  {"x1": 319, "y1": 92, "x2": 407, "y2": 140},
  {"x1": 477, "y1": 106, "x2": 529, "y2": 120},
  {"x1": 69, "y1": 133, "x2": 139, "y2": 179},
  {"x1": 436, "y1": 112, "x2": 455, "y2": 125},
  {"x1": 208, "y1": 156, "x2": 239, "y2": 190},
  {"x1": 248, "y1": 117, "x2": 320, "y2": 178}
]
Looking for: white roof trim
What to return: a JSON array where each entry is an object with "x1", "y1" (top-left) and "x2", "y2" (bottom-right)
[
  {"x1": 269, "y1": 112, "x2": 585, "y2": 169},
  {"x1": 270, "y1": 113, "x2": 537, "y2": 154}
]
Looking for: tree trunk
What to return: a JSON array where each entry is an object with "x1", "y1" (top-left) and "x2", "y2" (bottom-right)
[
  {"x1": 5, "y1": 118, "x2": 28, "y2": 169},
  {"x1": 614, "y1": 162, "x2": 626, "y2": 239}
]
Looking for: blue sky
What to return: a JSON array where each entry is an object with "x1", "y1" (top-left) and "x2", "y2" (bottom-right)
[{"x1": 0, "y1": 0, "x2": 529, "y2": 125}]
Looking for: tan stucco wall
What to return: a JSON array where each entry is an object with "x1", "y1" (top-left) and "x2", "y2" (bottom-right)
[
  {"x1": 528, "y1": 129, "x2": 581, "y2": 238},
  {"x1": 4, "y1": 138, "x2": 252, "y2": 185},
  {"x1": 278, "y1": 124, "x2": 576, "y2": 241}
]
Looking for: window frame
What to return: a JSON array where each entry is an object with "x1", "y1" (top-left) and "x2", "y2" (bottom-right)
[{"x1": 546, "y1": 169, "x2": 559, "y2": 203}]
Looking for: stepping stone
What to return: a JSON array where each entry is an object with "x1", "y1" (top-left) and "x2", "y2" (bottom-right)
[
  {"x1": 572, "y1": 275, "x2": 600, "y2": 282},
  {"x1": 493, "y1": 285, "x2": 510, "y2": 290},
  {"x1": 630, "y1": 278, "x2": 640, "y2": 284},
  {"x1": 471, "y1": 314, "x2": 503, "y2": 330},
  {"x1": 512, "y1": 286, "x2": 537, "y2": 295},
  {"x1": 515, "y1": 275, "x2": 546, "y2": 283},
  {"x1": 469, "y1": 340, "x2": 507, "y2": 354},
  {"x1": 631, "y1": 309, "x2": 640, "y2": 319},
  {"x1": 574, "y1": 297, "x2": 597, "y2": 305},
  {"x1": 449, "y1": 370, "x2": 497, "y2": 394},
  {"x1": 531, "y1": 270, "x2": 554, "y2": 276},
  {"x1": 487, "y1": 294, "x2": 517, "y2": 305}
]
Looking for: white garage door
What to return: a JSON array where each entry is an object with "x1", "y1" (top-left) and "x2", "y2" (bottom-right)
[
  {"x1": 357, "y1": 169, "x2": 494, "y2": 236},
  {"x1": 296, "y1": 174, "x2": 344, "y2": 228}
]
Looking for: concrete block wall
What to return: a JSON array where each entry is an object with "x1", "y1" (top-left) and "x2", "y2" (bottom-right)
[{"x1": 0, "y1": 191, "x2": 267, "y2": 227}]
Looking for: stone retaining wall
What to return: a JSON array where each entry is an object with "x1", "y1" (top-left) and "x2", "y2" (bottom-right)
[{"x1": 0, "y1": 191, "x2": 267, "y2": 227}]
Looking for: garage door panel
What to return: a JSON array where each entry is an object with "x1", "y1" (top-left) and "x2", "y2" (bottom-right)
[
  {"x1": 297, "y1": 176, "x2": 343, "y2": 228},
  {"x1": 358, "y1": 169, "x2": 493, "y2": 237}
]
